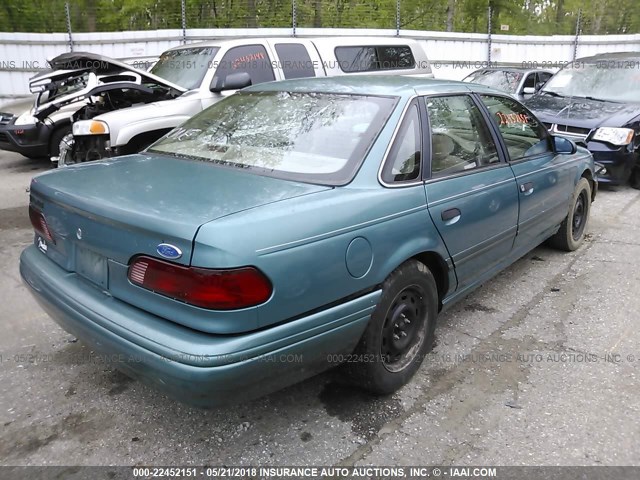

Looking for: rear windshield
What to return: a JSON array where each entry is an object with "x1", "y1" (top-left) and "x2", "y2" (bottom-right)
[
  {"x1": 148, "y1": 91, "x2": 397, "y2": 185},
  {"x1": 150, "y1": 47, "x2": 219, "y2": 90}
]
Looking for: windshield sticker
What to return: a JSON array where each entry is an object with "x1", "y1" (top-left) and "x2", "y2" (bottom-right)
[
  {"x1": 232, "y1": 52, "x2": 267, "y2": 69},
  {"x1": 496, "y1": 111, "x2": 530, "y2": 126}
]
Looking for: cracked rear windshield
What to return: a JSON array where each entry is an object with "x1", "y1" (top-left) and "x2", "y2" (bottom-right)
[{"x1": 148, "y1": 91, "x2": 397, "y2": 185}]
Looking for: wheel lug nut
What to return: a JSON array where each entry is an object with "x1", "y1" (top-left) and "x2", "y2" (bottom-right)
[
  {"x1": 404, "y1": 318, "x2": 411, "y2": 324},
  {"x1": 393, "y1": 334, "x2": 400, "y2": 341},
  {"x1": 401, "y1": 331, "x2": 407, "y2": 337}
]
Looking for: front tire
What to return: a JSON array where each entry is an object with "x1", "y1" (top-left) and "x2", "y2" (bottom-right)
[
  {"x1": 48, "y1": 125, "x2": 71, "y2": 158},
  {"x1": 549, "y1": 177, "x2": 592, "y2": 251},
  {"x1": 345, "y1": 260, "x2": 438, "y2": 394}
]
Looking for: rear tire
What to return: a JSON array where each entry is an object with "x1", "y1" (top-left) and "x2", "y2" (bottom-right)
[
  {"x1": 549, "y1": 177, "x2": 591, "y2": 251},
  {"x1": 345, "y1": 260, "x2": 438, "y2": 394}
]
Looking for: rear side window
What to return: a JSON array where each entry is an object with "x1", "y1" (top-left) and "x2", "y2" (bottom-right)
[
  {"x1": 381, "y1": 102, "x2": 421, "y2": 184},
  {"x1": 335, "y1": 46, "x2": 415, "y2": 73},
  {"x1": 214, "y1": 45, "x2": 275, "y2": 86},
  {"x1": 274, "y1": 43, "x2": 316, "y2": 79}
]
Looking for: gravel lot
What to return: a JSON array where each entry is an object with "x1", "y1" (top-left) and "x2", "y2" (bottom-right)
[{"x1": 0, "y1": 149, "x2": 638, "y2": 468}]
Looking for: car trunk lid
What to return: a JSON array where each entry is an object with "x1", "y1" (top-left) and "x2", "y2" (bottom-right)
[{"x1": 29, "y1": 153, "x2": 331, "y2": 281}]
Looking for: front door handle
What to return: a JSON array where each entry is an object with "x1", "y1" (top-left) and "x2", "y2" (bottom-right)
[
  {"x1": 520, "y1": 182, "x2": 534, "y2": 195},
  {"x1": 441, "y1": 208, "x2": 461, "y2": 224}
]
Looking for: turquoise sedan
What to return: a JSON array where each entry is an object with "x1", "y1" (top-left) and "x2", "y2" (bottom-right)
[{"x1": 20, "y1": 76, "x2": 597, "y2": 406}]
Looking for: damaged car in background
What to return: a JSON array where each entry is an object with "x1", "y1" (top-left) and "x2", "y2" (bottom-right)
[
  {"x1": 0, "y1": 55, "x2": 163, "y2": 162},
  {"x1": 524, "y1": 52, "x2": 640, "y2": 188},
  {"x1": 463, "y1": 67, "x2": 554, "y2": 100}
]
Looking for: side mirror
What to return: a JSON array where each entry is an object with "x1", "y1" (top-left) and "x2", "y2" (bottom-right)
[
  {"x1": 523, "y1": 87, "x2": 536, "y2": 95},
  {"x1": 210, "y1": 72, "x2": 252, "y2": 93},
  {"x1": 553, "y1": 135, "x2": 577, "y2": 154}
]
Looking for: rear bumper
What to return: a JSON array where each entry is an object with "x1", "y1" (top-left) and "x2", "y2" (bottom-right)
[{"x1": 20, "y1": 245, "x2": 378, "y2": 407}]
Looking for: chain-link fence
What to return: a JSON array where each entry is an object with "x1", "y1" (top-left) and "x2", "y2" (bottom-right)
[{"x1": 1, "y1": 1, "x2": 639, "y2": 36}]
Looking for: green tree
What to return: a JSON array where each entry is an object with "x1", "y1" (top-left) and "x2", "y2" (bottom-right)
[{"x1": 0, "y1": 0, "x2": 639, "y2": 35}]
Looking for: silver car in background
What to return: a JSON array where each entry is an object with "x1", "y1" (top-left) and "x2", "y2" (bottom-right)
[{"x1": 463, "y1": 67, "x2": 554, "y2": 100}]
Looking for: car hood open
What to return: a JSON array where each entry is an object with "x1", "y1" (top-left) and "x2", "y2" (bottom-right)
[
  {"x1": 29, "y1": 52, "x2": 185, "y2": 120},
  {"x1": 30, "y1": 152, "x2": 331, "y2": 265},
  {"x1": 44, "y1": 52, "x2": 185, "y2": 94}
]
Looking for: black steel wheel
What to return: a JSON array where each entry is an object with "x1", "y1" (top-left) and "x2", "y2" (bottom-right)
[
  {"x1": 549, "y1": 177, "x2": 592, "y2": 251},
  {"x1": 381, "y1": 286, "x2": 427, "y2": 373},
  {"x1": 344, "y1": 259, "x2": 438, "y2": 394},
  {"x1": 571, "y1": 189, "x2": 588, "y2": 241}
]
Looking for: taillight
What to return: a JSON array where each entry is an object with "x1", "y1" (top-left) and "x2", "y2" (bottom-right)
[
  {"x1": 128, "y1": 256, "x2": 272, "y2": 310},
  {"x1": 29, "y1": 205, "x2": 55, "y2": 244}
]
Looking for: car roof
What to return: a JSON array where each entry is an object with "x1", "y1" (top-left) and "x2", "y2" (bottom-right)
[
  {"x1": 243, "y1": 75, "x2": 502, "y2": 97},
  {"x1": 576, "y1": 51, "x2": 640, "y2": 62},
  {"x1": 165, "y1": 36, "x2": 422, "y2": 52}
]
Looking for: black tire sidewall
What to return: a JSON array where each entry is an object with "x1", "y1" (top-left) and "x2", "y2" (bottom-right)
[
  {"x1": 48, "y1": 125, "x2": 72, "y2": 158},
  {"x1": 564, "y1": 178, "x2": 592, "y2": 250},
  {"x1": 354, "y1": 260, "x2": 438, "y2": 394}
]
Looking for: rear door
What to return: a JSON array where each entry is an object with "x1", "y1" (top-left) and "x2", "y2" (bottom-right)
[
  {"x1": 477, "y1": 94, "x2": 574, "y2": 253},
  {"x1": 423, "y1": 94, "x2": 519, "y2": 293},
  {"x1": 267, "y1": 39, "x2": 325, "y2": 78}
]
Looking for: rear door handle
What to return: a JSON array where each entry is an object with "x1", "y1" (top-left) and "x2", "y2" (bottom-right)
[
  {"x1": 520, "y1": 182, "x2": 534, "y2": 195},
  {"x1": 441, "y1": 208, "x2": 461, "y2": 224}
]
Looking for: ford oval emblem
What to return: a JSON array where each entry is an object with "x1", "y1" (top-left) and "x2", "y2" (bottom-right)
[{"x1": 156, "y1": 243, "x2": 182, "y2": 260}]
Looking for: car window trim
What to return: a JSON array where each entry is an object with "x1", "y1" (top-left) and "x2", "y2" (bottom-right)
[
  {"x1": 424, "y1": 162, "x2": 512, "y2": 185},
  {"x1": 421, "y1": 92, "x2": 507, "y2": 181},
  {"x1": 471, "y1": 92, "x2": 511, "y2": 164},
  {"x1": 378, "y1": 96, "x2": 424, "y2": 189},
  {"x1": 418, "y1": 95, "x2": 431, "y2": 182},
  {"x1": 474, "y1": 92, "x2": 554, "y2": 164}
]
